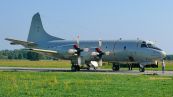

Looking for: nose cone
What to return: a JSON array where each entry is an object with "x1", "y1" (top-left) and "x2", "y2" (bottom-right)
[{"x1": 161, "y1": 51, "x2": 166, "y2": 59}]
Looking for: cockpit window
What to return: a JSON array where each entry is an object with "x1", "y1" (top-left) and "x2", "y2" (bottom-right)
[
  {"x1": 141, "y1": 43, "x2": 148, "y2": 48},
  {"x1": 141, "y1": 41, "x2": 148, "y2": 48},
  {"x1": 147, "y1": 44, "x2": 162, "y2": 51}
]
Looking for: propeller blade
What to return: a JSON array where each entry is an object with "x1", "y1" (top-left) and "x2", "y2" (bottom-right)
[
  {"x1": 105, "y1": 51, "x2": 110, "y2": 55},
  {"x1": 83, "y1": 48, "x2": 89, "y2": 52},
  {"x1": 77, "y1": 35, "x2": 80, "y2": 47},
  {"x1": 98, "y1": 59, "x2": 102, "y2": 66},
  {"x1": 162, "y1": 60, "x2": 165, "y2": 73},
  {"x1": 99, "y1": 40, "x2": 102, "y2": 48},
  {"x1": 78, "y1": 56, "x2": 81, "y2": 65}
]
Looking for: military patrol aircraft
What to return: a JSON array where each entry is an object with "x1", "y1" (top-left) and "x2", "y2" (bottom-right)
[{"x1": 6, "y1": 13, "x2": 166, "y2": 72}]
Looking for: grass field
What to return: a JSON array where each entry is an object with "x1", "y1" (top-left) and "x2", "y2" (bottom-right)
[
  {"x1": 0, "y1": 60, "x2": 71, "y2": 68},
  {"x1": 0, "y1": 60, "x2": 173, "y2": 97},
  {"x1": 0, "y1": 72, "x2": 173, "y2": 97},
  {"x1": 0, "y1": 60, "x2": 173, "y2": 71}
]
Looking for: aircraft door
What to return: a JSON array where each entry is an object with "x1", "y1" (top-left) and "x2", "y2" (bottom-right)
[{"x1": 113, "y1": 41, "x2": 117, "y2": 56}]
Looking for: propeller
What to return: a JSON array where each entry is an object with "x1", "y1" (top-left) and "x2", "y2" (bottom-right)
[
  {"x1": 73, "y1": 35, "x2": 83, "y2": 65},
  {"x1": 68, "y1": 35, "x2": 90, "y2": 66},
  {"x1": 91, "y1": 40, "x2": 110, "y2": 66},
  {"x1": 90, "y1": 40, "x2": 102, "y2": 66},
  {"x1": 73, "y1": 44, "x2": 83, "y2": 65},
  {"x1": 95, "y1": 47, "x2": 104, "y2": 66}
]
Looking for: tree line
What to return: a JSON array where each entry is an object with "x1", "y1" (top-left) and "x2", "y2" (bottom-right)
[
  {"x1": 0, "y1": 49, "x2": 52, "y2": 60},
  {"x1": 0, "y1": 49, "x2": 172, "y2": 60}
]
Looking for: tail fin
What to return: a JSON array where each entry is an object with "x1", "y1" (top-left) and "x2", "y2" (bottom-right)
[{"x1": 27, "y1": 13, "x2": 64, "y2": 42}]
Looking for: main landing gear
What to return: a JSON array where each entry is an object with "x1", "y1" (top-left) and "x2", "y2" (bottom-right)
[
  {"x1": 71, "y1": 64, "x2": 80, "y2": 71},
  {"x1": 112, "y1": 63, "x2": 120, "y2": 71}
]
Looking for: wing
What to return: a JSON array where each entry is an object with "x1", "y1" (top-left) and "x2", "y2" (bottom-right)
[
  {"x1": 27, "y1": 48, "x2": 58, "y2": 58},
  {"x1": 5, "y1": 38, "x2": 37, "y2": 48}
]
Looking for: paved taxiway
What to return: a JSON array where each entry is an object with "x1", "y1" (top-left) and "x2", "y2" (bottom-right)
[{"x1": 0, "y1": 67, "x2": 173, "y2": 76}]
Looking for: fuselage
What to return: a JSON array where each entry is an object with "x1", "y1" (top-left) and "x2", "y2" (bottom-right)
[{"x1": 36, "y1": 39, "x2": 166, "y2": 64}]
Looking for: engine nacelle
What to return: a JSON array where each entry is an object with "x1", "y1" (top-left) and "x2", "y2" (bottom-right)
[
  {"x1": 105, "y1": 51, "x2": 110, "y2": 56},
  {"x1": 10, "y1": 42, "x2": 17, "y2": 45},
  {"x1": 91, "y1": 51, "x2": 110, "y2": 56},
  {"x1": 91, "y1": 52, "x2": 99, "y2": 56},
  {"x1": 68, "y1": 49, "x2": 77, "y2": 55}
]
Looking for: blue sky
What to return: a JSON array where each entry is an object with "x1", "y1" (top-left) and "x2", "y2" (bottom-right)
[{"x1": 0, "y1": 0, "x2": 173, "y2": 54}]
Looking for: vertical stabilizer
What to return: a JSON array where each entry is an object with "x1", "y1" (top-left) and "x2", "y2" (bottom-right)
[{"x1": 27, "y1": 13, "x2": 64, "y2": 42}]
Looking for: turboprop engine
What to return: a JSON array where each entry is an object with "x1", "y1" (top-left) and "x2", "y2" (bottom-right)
[{"x1": 91, "y1": 40, "x2": 110, "y2": 67}]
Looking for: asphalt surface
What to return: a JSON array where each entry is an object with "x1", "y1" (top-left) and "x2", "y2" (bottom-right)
[{"x1": 0, "y1": 67, "x2": 173, "y2": 76}]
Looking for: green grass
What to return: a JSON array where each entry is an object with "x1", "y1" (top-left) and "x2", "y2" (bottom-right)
[
  {"x1": 0, "y1": 60, "x2": 173, "y2": 71},
  {"x1": 101, "y1": 61, "x2": 173, "y2": 71},
  {"x1": 103, "y1": 61, "x2": 173, "y2": 71},
  {"x1": 0, "y1": 72, "x2": 173, "y2": 97},
  {"x1": 0, "y1": 60, "x2": 71, "y2": 68}
]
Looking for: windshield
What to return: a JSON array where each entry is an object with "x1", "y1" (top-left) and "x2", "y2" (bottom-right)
[
  {"x1": 141, "y1": 41, "x2": 148, "y2": 48},
  {"x1": 141, "y1": 43, "x2": 147, "y2": 48},
  {"x1": 147, "y1": 44, "x2": 162, "y2": 51}
]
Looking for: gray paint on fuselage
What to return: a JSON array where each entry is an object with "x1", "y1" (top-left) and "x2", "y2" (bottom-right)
[{"x1": 35, "y1": 40, "x2": 164, "y2": 63}]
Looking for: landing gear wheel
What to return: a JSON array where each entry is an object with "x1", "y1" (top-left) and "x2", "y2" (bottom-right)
[
  {"x1": 139, "y1": 67, "x2": 145, "y2": 72},
  {"x1": 112, "y1": 66, "x2": 116, "y2": 71},
  {"x1": 112, "y1": 64, "x2": 120, "y2": 71},
  {"x1": 71, "y1": 65, "x2": 80, "y2": 71},
  {"x1": 71, "y1": 65, "x2": 77, "y2": 72},
  {"x1": 76, "y1": 65, "x2": 80, "y2": 71},
  {"x1": 87, "y1": 67, "x2": 90, "y2": 70}
]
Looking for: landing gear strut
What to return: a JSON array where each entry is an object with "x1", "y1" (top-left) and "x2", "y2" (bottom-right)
[
  {"x1": 139, "y1": 65, "x2": 145, "y2": 72},
  {"x1": 71, "y1": 64, "x2": 80, "y2": 71},
  {"x1": 112, "y1": 63, "x2": 120, "y2": 71},
  {"x1": 128, "y1": 64, "x2": 133, "y2": 70}
]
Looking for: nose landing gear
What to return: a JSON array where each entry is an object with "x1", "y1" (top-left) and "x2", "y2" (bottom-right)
[{"x1": 139, "y1": 64, "x2": 145, "y2": 72}]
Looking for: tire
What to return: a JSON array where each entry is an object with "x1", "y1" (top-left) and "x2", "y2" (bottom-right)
[
  {"x1": 76, "y1": 65, "x2": 80, "y2": 71},
  {"x1": 112, "y1": 65, "x2": 119, "y2": 71},
  {"x1": 112, "y1": 66, "x2": 116, "y2": 71},
  {"x1": 71, "y1": 65, "x2": 77, "y2": 72},
  {"x1": 112, "y1": 64, "x2": 116, "y2": 71},
  {"x1": 139, "y1": 67, "x2": 145, "y2": 72},
  {"x1": 116, "y1": 65, "x2": 120, "y2": 71},
  {"x1": 87, "y1": 67, "x2": 90, "y2": 70}
]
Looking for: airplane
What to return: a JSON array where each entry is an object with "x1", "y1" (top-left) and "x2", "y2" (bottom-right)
[{"x1": 5, "y1": 13, "x2": 166, "y2": 72}]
